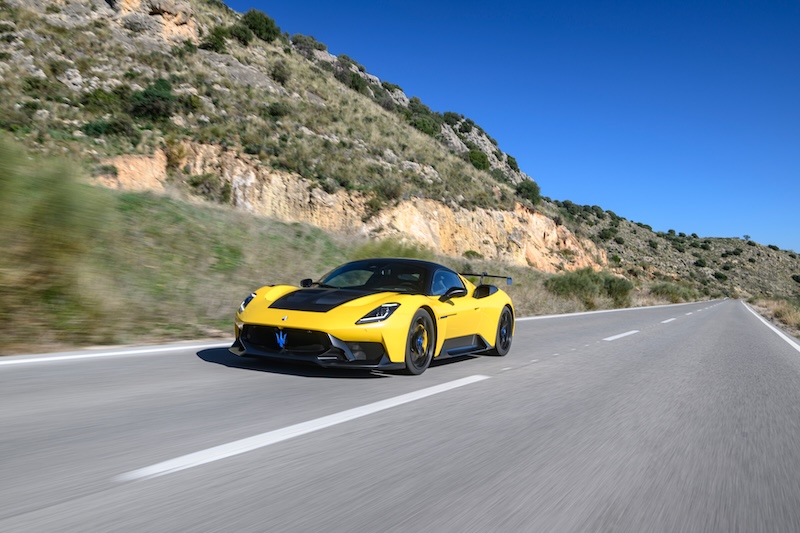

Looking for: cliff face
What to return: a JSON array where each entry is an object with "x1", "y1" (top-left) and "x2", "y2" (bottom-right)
[{"x1": 101, "y1": 143, "x2": 606, "y2": 272}]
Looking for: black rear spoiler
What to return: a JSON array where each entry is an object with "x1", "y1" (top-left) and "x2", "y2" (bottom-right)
[{"x1": 460, "y1": 272, "x2": 513, "y2": 286}]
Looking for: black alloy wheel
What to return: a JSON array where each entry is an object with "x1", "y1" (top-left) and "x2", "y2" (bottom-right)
[
  {"x1": 487, "y1": 307, "x2": 513, "y2": 356},
  {"x1": 404, "y1": 309, "x2": 435, "y2": 375}
]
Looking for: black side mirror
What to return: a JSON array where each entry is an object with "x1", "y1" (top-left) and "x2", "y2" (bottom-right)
[
  {"x1": 300, "y1": 278, "x2": 313, "y2": 288},
  {"x1": 439, "y1": 286, "x2": 468, "y2": 302}
]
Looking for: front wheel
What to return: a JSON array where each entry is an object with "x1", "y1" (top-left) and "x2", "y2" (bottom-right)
[
  {"x1": 403, "y1": 309, "x2": 435, "y2": 375},
  {"x1": 486, "y1": 307, "x2": 513, "y2": 356}
]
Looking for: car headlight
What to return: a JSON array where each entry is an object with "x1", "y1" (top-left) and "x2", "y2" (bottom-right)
[
  {"x1": 239, "y1": 292, "x2": 257, "y2": 313},
  {"x1": 356, "y1": 303, "x2": 400, "y2": 324}
]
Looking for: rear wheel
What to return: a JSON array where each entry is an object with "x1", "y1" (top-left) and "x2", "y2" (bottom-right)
[
  {"x1": 487, "y1": 307, "x2": 513, "y2": 356},
  {"x1": 403, "y1": 309, "x2": 435, "y2": 375}
]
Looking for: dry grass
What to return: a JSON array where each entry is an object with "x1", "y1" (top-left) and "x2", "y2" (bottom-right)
[{"x1": 751, "y1": 299, "x2": 800, "y2": 339}]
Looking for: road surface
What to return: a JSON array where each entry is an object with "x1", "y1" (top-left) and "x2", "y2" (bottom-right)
[{"x1": 2, "y1": 299, "x2": 800, "y2": 532}]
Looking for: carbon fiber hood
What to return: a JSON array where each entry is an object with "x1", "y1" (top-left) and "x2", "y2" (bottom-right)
[{"x1": 268, "y1": 288, "x2": 372, "y2": 312}]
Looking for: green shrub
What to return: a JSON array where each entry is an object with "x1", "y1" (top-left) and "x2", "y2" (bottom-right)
[
  {"x1": 199, "y1": 25, "x2": 228, "y2": 53},
  {"x1": 347, "y1": 72, "x2": 369, "y2": 95},
  {"x1": 188, "y1": 173, "x2": 231, "y2": 203},
  {"x1": 227, "y1": 23, "x2": 253, "y2": 46},
  {"x1": 263, "y1": 101, "x2": 291, "y2": 119},
  {"x1": 130, "y1": 79, "x2": 176, "y2": 120},
  {"x1": 598, "y1": 227, "x2": 617, "y2": 241},
  {"x1": 768, "y1": 244, "x2": 780, "y2": 251},
  {"x1": 650, "y1": 282, "x2": 698, "y2": 303},
  {"x1": 507, "y1": 154, "x2": 520, "y2": 172},
  {"x1": 515, "y1": 179, "x2": 541, "y2": 205},
  {"x1": 81, "y1": 117, "x2": 141, "y2": 145},
  {"x1": 463, "y1": 250, "x2": 484, "y2": 259},
  {"x1": 544, "y1": 268, "x2": 632, "y2": 309},
  {"x1": 614, "y1": 236, "x2": 625, "y2": 245},
  {"x1": 81, "y1": 87, "x2": 129, "y2": 114},
  {"x1": 409, "y1": 114, "x2": 440, "y2": 136},
  {"x1": 792, "y1": 274, "x2": 800, "y2": 284},
  {"x1": 291, "y1": 33, "x2": 326, "y2": 54},
  {"x1": 443, "y1": 111, "x2": 461, "y2": 126},
  {"x1": 467, "y1": 150, "x2": 490, "y2": 170},
  {"x1": 694, "y1": 258, "x2": 707, "y2": 268},
  {"x1": 381, "y1": 81, "x2": 402, "y2": 92},
  {"x1": 270, "y1": 60, "x2": 290, "y2": 85},
  {"x1": 242, "y1": 9, "x2": 280, "y2": 42},
  {"x1": 714, "y1": 271, "x2": 728, "y2": 281}
]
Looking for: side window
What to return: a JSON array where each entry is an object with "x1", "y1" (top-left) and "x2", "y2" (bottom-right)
[{"x1": 431, "y1": 269, "x2": 464, "y2": 296}]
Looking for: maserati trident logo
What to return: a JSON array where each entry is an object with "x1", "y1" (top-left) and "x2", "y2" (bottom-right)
[{"x1": 276, "y1": 330, "x2": 288, "y2": 349}]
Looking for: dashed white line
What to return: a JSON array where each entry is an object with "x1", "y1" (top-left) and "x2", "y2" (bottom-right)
[
  {"x1": 501, "y1": 367, "x2": 513, "y2": 371},
  {"x1": 115, "y1": 374, "x2": 490, "y2": 482},
  {"x1": 686, "y1": 312, "x2": 693, "y2": 316},
  {"x1": 661, "y1": 318, "x2": 676, "y2": 324},
  {"x1": 603, "y1": 330, "x2": 640, "y2": 342}
]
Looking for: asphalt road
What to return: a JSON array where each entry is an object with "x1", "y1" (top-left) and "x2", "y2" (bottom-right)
[{"x1": 3, "y1": 299, "x2": 800, "y2": 532}]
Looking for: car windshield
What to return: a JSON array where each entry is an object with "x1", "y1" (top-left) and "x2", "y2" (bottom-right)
[{"x1": 319, "y1": 260, "x2": 428, "y2": 294}]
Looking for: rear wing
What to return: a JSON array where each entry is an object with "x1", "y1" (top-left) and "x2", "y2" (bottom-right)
[{"x1": 460, "y1": 271, "x2": 513, "y2": 286}]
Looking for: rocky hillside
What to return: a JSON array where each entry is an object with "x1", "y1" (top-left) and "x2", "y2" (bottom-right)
[{"x1": 1, "y1": 0, "x2": 799, "y2": 300}]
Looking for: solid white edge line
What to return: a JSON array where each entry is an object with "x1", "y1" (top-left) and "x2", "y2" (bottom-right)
[
  {"x1": 661, "y1": 318, "x2": 676, "y2": 323},
  {"x1": 742, "y1": 302, "x2": 800, "y2": 354},
  {"x1": 0, "y1": 342, "x2": 230, "y2": 366},
  {"x1": 517, "y1": 299, "x2": 720, "y2": 322},
  {"x1": 603, "y1": 330, "x2": 640, "y2": 342},
  {"x1": 115, "y1": 374, "x2": 491, "y2": 482}
]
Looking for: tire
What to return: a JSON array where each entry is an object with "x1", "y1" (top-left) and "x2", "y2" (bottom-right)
[
  {"x1": 403, "y1": 309, "x2": 435, "y2": 375},
  {"x1": 486, "y1": 307, "x2": 513, "y2": 356}
]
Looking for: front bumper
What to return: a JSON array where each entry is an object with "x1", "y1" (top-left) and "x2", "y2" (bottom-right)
[{"x1": 230, "y1": 324, "x2": 404, "y2": 370}]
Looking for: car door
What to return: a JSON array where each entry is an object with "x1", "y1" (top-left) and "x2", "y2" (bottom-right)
[{"x1": 429, "y1": 268, "x2": 479, "y2": 341}]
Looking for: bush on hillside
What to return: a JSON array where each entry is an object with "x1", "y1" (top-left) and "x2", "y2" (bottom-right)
[
  {"x1": 270, "y1": 60, "x2": 290, "y2": 85},
  {"x1": 130, "y1": 79, "x2": 176, "y2": 120},
  {"x1": 227, "y1": 23, "x2": 253, "y2": 46},
  {"x1": 81, "y1": 117, "x2": 141, "y2": 145},
  {"x1": 650, "y1": 282, "x2": 698, "y2": 303},
  {"x1": 467, "y1": 150, "x2": 490, "y2": 170},
  {"x1": 544, "y1": 268, "x2": 633, "y2": 309},
  {"x1": 292, "y1": 33, "x2": 326, "y2": 57},
  {"x1": 515, "y1": 179, "x2": 541, "y2": 205},
  {"x1": 507, "y1": 154, "x2": 520, "y2": 172},
  {"x1": 199, "y1": 25, "x2": 228, "y2": 53},
  {"x1": 242, "y1": 9, "x2": 280, "y2": 42}
]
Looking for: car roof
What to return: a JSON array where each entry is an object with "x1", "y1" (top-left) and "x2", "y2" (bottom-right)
[{"x1": 343, "y1": 257, "x2": 455, "y2": 275}]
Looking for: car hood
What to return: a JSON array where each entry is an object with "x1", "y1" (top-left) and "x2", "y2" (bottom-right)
[{"x1": 268, "y1": 288, "x2": 388, "y2": 313}]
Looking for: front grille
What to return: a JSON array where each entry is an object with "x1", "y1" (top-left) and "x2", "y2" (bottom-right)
[{"x1": 242, "y1": 325, "x2": 332, "y2": 357}]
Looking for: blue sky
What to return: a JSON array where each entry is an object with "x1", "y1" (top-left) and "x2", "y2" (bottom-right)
[{"x1": 224, "y1": 1, "x2": 799, "y2": 252}]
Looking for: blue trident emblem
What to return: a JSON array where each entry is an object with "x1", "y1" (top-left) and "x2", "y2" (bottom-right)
[{"x1": 276, "y1": 330, "x2": 288, "y2": 349}]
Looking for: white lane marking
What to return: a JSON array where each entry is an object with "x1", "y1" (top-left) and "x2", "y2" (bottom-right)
[
  {"x1": 115, "y1": 375, "x2": 490, "y2": 482},
  {"x1": 603, "y1": 330, "x2": 640, "y2": 342},
  {"x1": 501, "y1": 367, "x2": 512, "y2": 371},
  {"x1": 686, "y1": 312, "x2": 693, "y2": 316},
  {"x1": 742, "y1": 303, "x2": 800, "y2": 354},
  {"x1": 530, "y1": 359, "x2": 539, "y2": 363},
  {"x1": 516, "y1": 300, "x2": 718, "y2": 322},
  {"x1": 0, "y1": 343, "x2": 230, "y2": 367},
  {"x1": 661, "y1": 318, "x2": 676, "y2": 324}
]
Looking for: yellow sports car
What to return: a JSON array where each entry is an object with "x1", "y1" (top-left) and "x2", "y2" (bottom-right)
[{"x1": 230, "y1": 258, "x2": 514, "y2": 374}]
